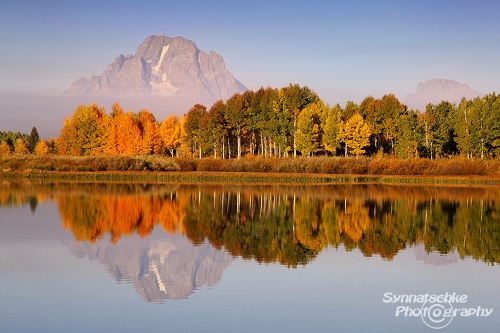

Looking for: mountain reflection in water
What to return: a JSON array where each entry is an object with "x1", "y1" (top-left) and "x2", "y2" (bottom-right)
[
  {"x1": 66, "y1": 234, "x2": 233, "y2": 302},
  {"x1": 2, "y1": 181, "x2": 499, "y2": 271}
]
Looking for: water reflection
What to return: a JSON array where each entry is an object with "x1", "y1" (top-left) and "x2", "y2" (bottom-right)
[
  {"x1": 2, "y1": 180, "x2": 500, "y2": 268},
  {"x1": 67, "y1": 234, "x2": 233, "y2": 302}
]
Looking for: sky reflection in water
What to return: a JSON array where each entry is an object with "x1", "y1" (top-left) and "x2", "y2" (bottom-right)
[{"x1": 1, "y1": 181, "x2": 499, "y2": 332}]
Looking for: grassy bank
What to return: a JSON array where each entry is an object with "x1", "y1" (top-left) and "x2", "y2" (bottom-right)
[{"x1": 1, "y1": 155, "x2": 500, "y2": 184}]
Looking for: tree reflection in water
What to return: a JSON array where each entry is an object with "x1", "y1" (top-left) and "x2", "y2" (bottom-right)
[{"x1": 2, "y1": 181, "x2": 500, "y2": 266}]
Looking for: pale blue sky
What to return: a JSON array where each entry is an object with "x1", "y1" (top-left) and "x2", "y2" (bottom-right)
[{"x1": 1, "y1": 0, "x2": 499, "y2": 137}]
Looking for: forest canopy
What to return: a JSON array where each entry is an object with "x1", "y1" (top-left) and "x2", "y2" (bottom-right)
[{"x1": 2, "y1": 83, "x2": 500, "y2": 160}]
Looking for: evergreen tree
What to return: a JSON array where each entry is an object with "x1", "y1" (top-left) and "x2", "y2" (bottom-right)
[{"x1": 27, "y1": 127, "x2": 39, "y2": 153}]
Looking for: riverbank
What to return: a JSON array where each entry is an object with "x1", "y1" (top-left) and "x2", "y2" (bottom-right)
[
  {"x1": 2, "y1": 171, "x2": 500, "y2": 186},
  {"x1": 1, "y1": 155, "x2": 500, "y2": 184}
]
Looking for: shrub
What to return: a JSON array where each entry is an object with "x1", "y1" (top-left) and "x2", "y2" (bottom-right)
[{"x1": 174, "y1": 157, "x2": 198, "y2": 171}]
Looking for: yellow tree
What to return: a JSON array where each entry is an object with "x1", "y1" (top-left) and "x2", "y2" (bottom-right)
[
  {"x1": 160, "y1": 115, "x2": 181, "y2": 156},
  {"x1": 177, "y1": 115, "x2": 191, "y2": 157},
  {"x1": 0, "y1": 141, "x2": 11, "y2": 156},
  {"x1": 59, "y1": 104, "x2": 109, "y2": 156},
  {"x1": 321, "y1": 104, "x2": 342, "y2": 154},
  {"x1": 295, "y1": 102, "x2": 324, "y2": 156},
  {"x1": 47, "y1": 137, "x2": 59, "y2": 155},
  {"x1": 14, "y1": 138, "x2": 29, "y2": 154},
  {"x1": 34, "y1": 140, "x2": 49, "y2": 155},
  {"x1": 337, "y1": 112, "x2": 371, "y2": 156}
]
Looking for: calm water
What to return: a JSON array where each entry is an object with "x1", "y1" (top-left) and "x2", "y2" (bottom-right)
[{"x1": 1, "y1": 181, "x2": 500, "y2": 332}]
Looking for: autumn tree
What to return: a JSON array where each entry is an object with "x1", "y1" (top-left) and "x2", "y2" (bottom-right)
[
  {"x1": 160, "y1": 115, "x2": 182, "y2": 157},
  {"x1": 282, "y1": 84, "x2": 319, "y2": 157},
  {"x1": 138, "y1": 110, "x2": 162, "y2": 155},
  {"x1": 34, "y1": 140, "x2": 49, "y2": 155},
  {"x1": 295, "y1": 102, "x2": 324, "y2": 156},
  {"x1": 105, "y1": 103, "x2": 123, "y2": 155},
  {"x1": 342, "y1": 101, "x2": 359, "y2": 121},
  {"x1": 14, "y1": 138, "x2": 29, "y2": 154},
  {"x1": 59, "y1": 104, "x2": 109, "y2": 156},
  {"x1": 337, "y1": 112, "x2": 371, "y2": 156},
  {"x1": 321, "y1": 104, "x2": 342, "y2": 155},
  {"x1": 113, "y1": 111, "x2": 142, "y2": 155},
  {"x1": 47, "y1": 137, "x2": 59, "y2": 155},
  {"x1": 0, "y1": 141, "x2": 11, "y2": 156}
]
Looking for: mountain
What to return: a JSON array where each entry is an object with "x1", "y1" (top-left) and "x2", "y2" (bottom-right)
[
  {"x1": 402, "y1": 78, "x2": 483, "y2": 111},
  {"x1": 64, "y1": 34, "x2": 246, "y2": 112}
]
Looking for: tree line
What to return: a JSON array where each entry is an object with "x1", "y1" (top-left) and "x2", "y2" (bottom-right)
[{"x1": 1, "y1": 83, "x2": 499, "y2": 159}]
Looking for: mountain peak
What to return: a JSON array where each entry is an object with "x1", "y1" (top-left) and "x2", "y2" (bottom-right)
[
  {"x1": 403, "y1": 78, "x2": 483, "y2": 111},
  {"x1": 64, "y1": 34, "x2": 246, "y2": 106}
]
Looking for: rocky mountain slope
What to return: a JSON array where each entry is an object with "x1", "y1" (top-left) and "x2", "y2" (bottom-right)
[
  {"x1": 64, "y1": 34, "x2": 246, "y2": 109},
  {"x1": 403, "y1": 78, "x2": 483, "y2": 111}
]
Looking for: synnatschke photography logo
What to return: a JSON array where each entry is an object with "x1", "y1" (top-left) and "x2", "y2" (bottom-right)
[{"x1": 383, "y1": 292, "x2": 493, "y2": 329}]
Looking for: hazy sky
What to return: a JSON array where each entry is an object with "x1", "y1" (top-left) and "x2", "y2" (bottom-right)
[{"x1": 1, "y1": 0, "x2": 500, "y2": 137}]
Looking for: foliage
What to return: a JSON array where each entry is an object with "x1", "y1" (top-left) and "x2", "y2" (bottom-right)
[
  {"x1": 337, "y1": 113, "x2": 371, "y2": 156},
  {"x1": 27, "y1": 127, "x2": 40, "y2": 153},
  {"x1": 2, "y1": 84, "x2": 500, "y2": 166},
  {"x1": 0, "y1": 141, "x2": 12, "y2": 156},
  {"x1": 14, "y1": 138, "x2": 30, "y2": 154},
  {"x1": 34, "y1": 140, "x2": 49, "y2": 155}
]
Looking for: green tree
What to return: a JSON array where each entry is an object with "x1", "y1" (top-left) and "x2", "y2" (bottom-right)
[
  {"x1": 282, "y1": 84, "x2": 319, "y2": 157},
  {"x1": 454, "y1": 98, "x2": 474, "y2": 158},
  {"x1": 225, "y1": 93, "x2": 247, "y2": 159},
  {"x1": 460, "y1": 94, "x2": 500, "y2": 159},
  {"x1": 394, "y1": 110, "x2": 421, "y2": 158},
  {"x1": 207, "y1": 100, "x2": 228, "y2": 159},
  {"x1": 424, "y1": 101, "x2": 457, "y2": 158},
  {"x1": 27, "y1": 127, "x2": 40, "y2": 153},
  {"x1": 183, "y1": 104, "x2": 208, "y2": 158}
]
